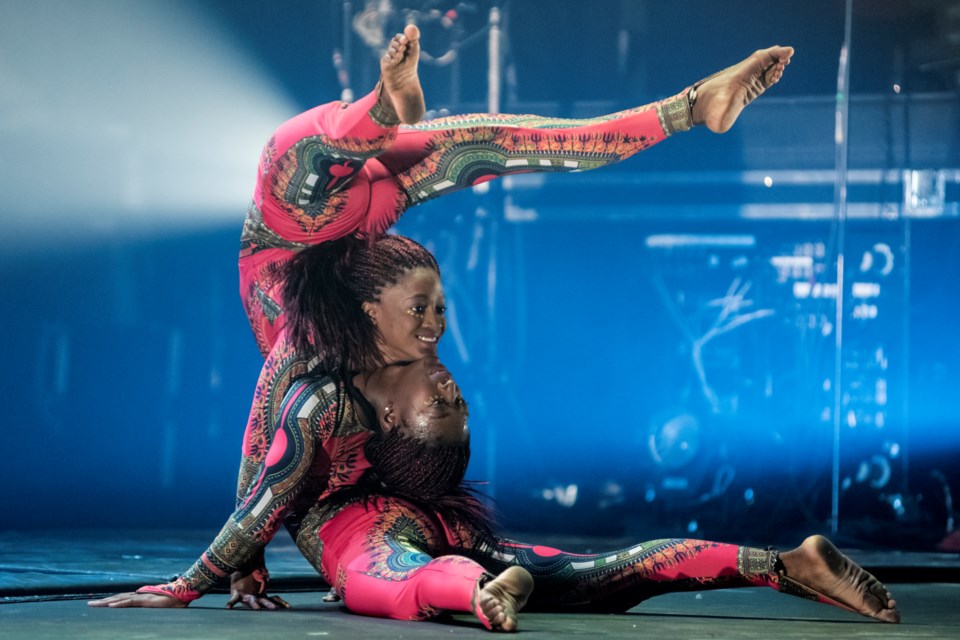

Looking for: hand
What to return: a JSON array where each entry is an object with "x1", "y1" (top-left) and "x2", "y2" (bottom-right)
[
  {"x1": 87, "y1": 591, "x2": 187, "y2": 608},
  {"x1": 226, "y1": 568, "x2": 290, "y2": 610}
]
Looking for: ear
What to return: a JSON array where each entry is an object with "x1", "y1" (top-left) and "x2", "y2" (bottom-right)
[
  {"x1": 381, "y1": 402, "x2": 397, "y2": 431},
  {"x1": 362, "y1": 300, "x2": 379, "y2": 326}
]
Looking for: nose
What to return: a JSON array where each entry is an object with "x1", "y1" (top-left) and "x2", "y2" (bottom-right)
[
  {"x1": 422, "y1": 307, "x2": 438, "y2": 328},
  {"x1": 438, "y1": 379, "x2": 461, "y2": 404},
  {"x1": 421, "y1": 307, "x2": 445, "y2": 335}
]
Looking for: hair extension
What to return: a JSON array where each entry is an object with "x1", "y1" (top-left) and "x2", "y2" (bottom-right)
[
  {"x1": 364, "y1": 426, "x2": 470, "y2": 498},
  {"x1": 282, "y1": 234, "x2": 440, "y2": 376},
  {"x1": 361, "y1": 426, "x2": 498, "y2": 549}
]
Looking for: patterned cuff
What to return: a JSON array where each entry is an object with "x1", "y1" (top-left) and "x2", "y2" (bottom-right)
[
  {"x1": 369, "y1": 79, "x2": 401, "y2": 128},
  {"x1": 656, "y1": 89, "x2": 694, "y2": 135},
  {"x1": 737, "y1": 546, "x2": 779, "y2": 576},
  {"x1": 137, "y1": 578, "x2": 202, "y2": 604}
]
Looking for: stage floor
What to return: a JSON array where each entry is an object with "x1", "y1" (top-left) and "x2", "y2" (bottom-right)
[{"x1": 2, "y1": 529, "x2": 959, "y2": 638}]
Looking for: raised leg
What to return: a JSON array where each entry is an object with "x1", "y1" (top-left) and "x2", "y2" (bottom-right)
[{"x1": 368, "y1": 44, "x2": 793, "y2": 209}]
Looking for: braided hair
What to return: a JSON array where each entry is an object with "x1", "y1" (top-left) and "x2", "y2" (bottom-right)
[
  {"x1": 362, "y1": 423, "x2": 497, "y2": 549},
  {"x1": 282, "y1": 234, "x2": 440, "y2": 377},
  {"x1": 364, "y1": 425, "x2": 470, "y2": 499},
  {"x1": 284, "y1": 234, "x2": 494, "y2": 545}
]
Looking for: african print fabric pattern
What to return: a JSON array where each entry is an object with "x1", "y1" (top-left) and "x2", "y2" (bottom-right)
[
  {"x1": 239, "y1": 338, "x2": 312, "y2": 471},
  {"x1": 389, "y1": 98, "x2": 676, "y2": 208},
  {"x1": 313, "y1": 497, "x2": 487, "y2": 622},
  {"x1": 144, "y1": 376, "x2": 350, "y2": 602},
  {"x1": 240, "y1": 200, "x2": 312, "y2": 258},
  {"x1": 364, "y1": 502, "x2": 442, "y2": 581},
  {"x1": 477, "y1": 537, "x2": 775, "y2": 611},
  {"x1": 268, "y1": 140, "x2": 370, "y2": 237},
  {"x1": 240, "y1": 256, "x2": 292, "y2": 357}
]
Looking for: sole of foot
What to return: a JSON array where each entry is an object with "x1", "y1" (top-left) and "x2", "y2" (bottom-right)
[
  {"x1": 475, "y1": 566, "x2": 534, "y2": 632},
  {"x1": 779, "y1": 534, "x2": 900, "y2": 623},
  {"x1": 693, "y1": 45, "x2": 794, "y2": 133},
  {"x1": 380, "y1": 24, "x2": 425, "y2": 125}
]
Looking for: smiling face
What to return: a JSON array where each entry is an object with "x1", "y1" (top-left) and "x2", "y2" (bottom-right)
[{"x1": 363, "y1": 266, "x2": 447, "y2": 365}]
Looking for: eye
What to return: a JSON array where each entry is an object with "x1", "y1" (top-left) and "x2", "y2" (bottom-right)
[
  {"x1": 436, "y1": 304, "x2": 446, "y2": 315},
  {"x1": 411, "y1": 305, "x2": 426, "y2": 315}
]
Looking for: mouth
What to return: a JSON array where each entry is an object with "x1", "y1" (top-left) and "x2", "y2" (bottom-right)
[
  {"x1": 416, "y1": 335, "x2": 438, "y2": 344},
  {"x1": 425, "y1": 359, "x2": 452, "y2": 383}
]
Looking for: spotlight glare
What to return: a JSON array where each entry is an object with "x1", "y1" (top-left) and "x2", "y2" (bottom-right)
[{"x1": 1, "y1": 0, "x2": 299, "y2": 250}]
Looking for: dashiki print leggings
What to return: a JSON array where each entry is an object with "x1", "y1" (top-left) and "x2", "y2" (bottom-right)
[{"x1": 304, "y1": 495, "x2": 784, "y2": 621}]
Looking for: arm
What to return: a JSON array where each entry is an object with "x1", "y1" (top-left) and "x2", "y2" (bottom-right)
[{"x1": 89, "y1": 378, "x2": 334, "y2": 608}]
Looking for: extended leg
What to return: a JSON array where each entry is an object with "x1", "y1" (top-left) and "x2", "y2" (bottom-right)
[
  {"x1": 370, "y1": 45, "x2": 793, "y2": 211},
  {"x1": 473, "y1": 534, "x2": 898, "y2": 622},
  {"x1": 481, "y1": 537, "x2": 775, "y2": 612},
  {"x1": 376, "y1": 96, "x2": 687, "y2": 210}
]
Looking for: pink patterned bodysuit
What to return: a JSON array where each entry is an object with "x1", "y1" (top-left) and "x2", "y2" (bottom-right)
[
  {"x1": 236, "y1": 86, "x2": 692, "y2": 492},
  {"x1": 140, "y1": 88, "x2": 814, "y2": 620}
]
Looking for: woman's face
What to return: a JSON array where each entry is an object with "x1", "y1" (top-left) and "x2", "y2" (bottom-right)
[
  {"x1": 364, "y1": 356, "x2": 468, "y2": 446},
  {"x1": 364, "y1": 266, "x2": 446, "y2": 365}
]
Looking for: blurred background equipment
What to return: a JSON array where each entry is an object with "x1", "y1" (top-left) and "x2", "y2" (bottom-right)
[{"x1": 1, "y1": 0, "x2": 958, "y2": 550}]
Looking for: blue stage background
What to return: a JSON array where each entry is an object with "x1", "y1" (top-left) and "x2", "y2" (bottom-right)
[{"x1": 2, "y1": 0, "x2": 958, "y2": 550}]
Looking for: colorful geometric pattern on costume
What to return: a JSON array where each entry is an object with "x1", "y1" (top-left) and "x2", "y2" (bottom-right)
[
  {"x1": 241, "y1": 340, "x2": 311, "y2": 462},
  {"x1": 364, "y1": 504, "x2": 440, "y2": 581},
  {"x1": 307, "y1": 498, "x2": 487, "y2": 622},
  {"x1": 240, "y1": 201, "x2": 311, "y2": 258},
  {"x1": 269, "y1": 130, "x2": 396, "y2": 236},
  {"x1": 477, "y1": 537, "x2": 775, "y2": 611},
  {"x1": 243, "y1": 87, "x2": 678, "y2": 264},
  {"x1": 396, "y1": 112, "x2": 662, "y2": 207},
  {"x1": 164, "y1": 375, "x2": 362, "y2": 601},
  {"x1": 738, "y1": 545, "x2": 778, "y2": 576},
  {"x1": 241, "y1": 258, "x2": 293, "y2": 357}
]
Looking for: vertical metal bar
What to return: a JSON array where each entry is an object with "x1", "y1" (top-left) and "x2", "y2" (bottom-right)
[
  {"x1": 830, "y1": 0, "x2": 854, "y2": 536},
  {"x1": 484, "y1": 5, "x2": 502, "y2": 498},
  {"x1": 487, "y1": 7, "x2": 501, "y2": 115}
]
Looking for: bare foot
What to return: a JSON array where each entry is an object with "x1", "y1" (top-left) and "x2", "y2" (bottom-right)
[
  {"x1": 692, "y1": 45, "x2": 794, "y2": 133},
  {"x1": 473, "y1": 566, "x2": 534, "y2": 632},
  {"x1": 379, "y1": 24, "x2": 425, "y2": 124},
  {"x1": 778, "y1": 535, "x2": 900, "y2": 623}
]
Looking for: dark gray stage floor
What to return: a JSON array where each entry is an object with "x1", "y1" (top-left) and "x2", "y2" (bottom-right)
[{"x1": 3, "y1": 529, "x2": 959, "y2": 638}]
